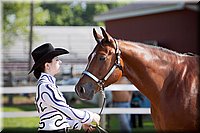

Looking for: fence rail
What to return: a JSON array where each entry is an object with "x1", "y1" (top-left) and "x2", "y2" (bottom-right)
[
  {"x1": 2, "y1": 84, "x2": 138, "y2": 94},
  {"x1": 3, "y1": 108, "x2": 151, "y2": 118},
  {"x1": 2, "y1": 84, "x2": 151, "y2": 118}
]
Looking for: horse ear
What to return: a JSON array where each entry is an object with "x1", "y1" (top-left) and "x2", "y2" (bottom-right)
[
  {"x1": 93, "y1": 28, "x2": 102, "y2": 44},
  {"x1": 100, "y1": 27, "x2": 115, "y2": 44}
]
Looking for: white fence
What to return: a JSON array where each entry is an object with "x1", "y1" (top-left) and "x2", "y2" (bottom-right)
[{"x1": 2, "y1": 84, "x2": 151, "y2": 118}]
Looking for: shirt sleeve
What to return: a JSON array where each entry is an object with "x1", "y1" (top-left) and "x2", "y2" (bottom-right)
[
  {"x1": 40, "y1": 84, "x2": 94, "y2": 125},
  {"x1": 67, "y1": 119, "x2": 82, "y2": 130}
]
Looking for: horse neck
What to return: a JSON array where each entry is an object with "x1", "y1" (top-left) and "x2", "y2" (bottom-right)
[{"x1": 118, "y1": 40, "x2": 177, "y2": 105}]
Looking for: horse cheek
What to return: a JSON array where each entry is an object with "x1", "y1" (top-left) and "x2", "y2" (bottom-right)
[{"x1": 111, "y1": 70, "x2": 123, "y2": 84}]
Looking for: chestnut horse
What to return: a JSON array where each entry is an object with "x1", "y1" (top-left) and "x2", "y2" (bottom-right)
[{"x1": 75, "y1": 27, "x2": 199, "y2": 131}]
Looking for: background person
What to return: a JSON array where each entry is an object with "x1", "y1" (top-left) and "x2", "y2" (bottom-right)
[
  {"x1": 111, "y1": 77, "x2": 132, "y2": 133},
  {"x1": 131, "y1": 91, "x2": 144, "y2": 128},
  {"x1": 28, "y1": 43, "x2": 100, "y2": 133},
  {"x1": 112, "y1": 91, "x2": 132, "y2": 133}
]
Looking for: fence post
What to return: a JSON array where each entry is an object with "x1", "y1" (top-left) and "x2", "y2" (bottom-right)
[{"x1": 4, "y1": 72, "x2": 14, "y2": 105}]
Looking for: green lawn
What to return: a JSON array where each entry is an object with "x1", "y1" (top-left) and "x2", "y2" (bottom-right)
[
  {"x1": 2, "y1": 116, "x2": 155, "y2": 133},
  {"x1": 3, "y1": 105, "x2": 36, "y2": 112},
  {"x1": 2, "y1": 96, "x2": 155, "y2": 133}
]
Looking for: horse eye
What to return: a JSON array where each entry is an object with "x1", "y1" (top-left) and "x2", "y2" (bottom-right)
[{"x1": 99, "y1": 56, "x2": 106, "y2": 61}]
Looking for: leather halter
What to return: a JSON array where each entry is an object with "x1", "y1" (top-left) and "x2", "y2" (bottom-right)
[
  {"x1": 84, "y1": 39, "x2": 121, "y2": 133},
  {"x1": 82, "y1": 39, "x2": 122, "y2": 90}
]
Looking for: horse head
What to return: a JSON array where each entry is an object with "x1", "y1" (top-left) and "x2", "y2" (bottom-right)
[{"x1": 75, "y1": 27, "x2": 124, "y2": 100}]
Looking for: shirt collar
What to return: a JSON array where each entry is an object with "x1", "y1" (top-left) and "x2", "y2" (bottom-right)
[{"x1": 39, "y1": 72, "x2": 56, "y2": 85}]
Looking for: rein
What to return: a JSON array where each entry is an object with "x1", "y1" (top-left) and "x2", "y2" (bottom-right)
[{"x1": 83, "y1": 39, "x2": 122, "y2": 133}]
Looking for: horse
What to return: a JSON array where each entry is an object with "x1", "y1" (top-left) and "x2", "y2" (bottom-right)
[{"x1": 75, "y1": 27, "x2": 200, "y2": 132}]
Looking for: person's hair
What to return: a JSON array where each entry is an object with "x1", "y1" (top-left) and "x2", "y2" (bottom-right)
[{"x1": 33, "y1": 58, "x2": 53, "y2": 79}]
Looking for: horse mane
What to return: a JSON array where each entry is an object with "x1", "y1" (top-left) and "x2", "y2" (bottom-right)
[
  {"x1": 154, "y1": 45, "x2": 200, "y2": 58},
  {"x1": 121, "y1": 40, "x2": 199, "y2": 57}
]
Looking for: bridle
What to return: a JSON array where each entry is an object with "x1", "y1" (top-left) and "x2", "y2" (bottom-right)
[
  {"x1": 82, "y1": 39, "x2": 122, "y2": 91},
  {"x1": 83, "y1": 39, "x2": 122, "y2": 133}
]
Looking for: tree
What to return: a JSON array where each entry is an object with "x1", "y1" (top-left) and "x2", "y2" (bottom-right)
[
  {"x1": 3, "y1": 2, "x2": 126, "y2": 46},
  {"x1": 3, "y1": 2, "x2": 49, "y2": 47},
  {"x1": 40, "y1": 2, "x2": 126, "y2": 26}
]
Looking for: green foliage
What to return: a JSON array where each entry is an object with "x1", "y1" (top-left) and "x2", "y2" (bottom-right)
[
  {"x1": 3, "y1": 3, "x2": 29, "y2": 47},
  {"x1": 3, "y1": 2, "x2": 49, "y2": 47},
  {"x1": 40, "y1": 3, "x2": 112, "y2": 26},
  {"x1": 2, "y1": 2, "x2": 126, "y2": 47}
]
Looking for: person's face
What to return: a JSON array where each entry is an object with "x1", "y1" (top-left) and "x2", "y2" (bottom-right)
[{"x1": 45, "y1": 56, "x2": 62, "y2": 76}]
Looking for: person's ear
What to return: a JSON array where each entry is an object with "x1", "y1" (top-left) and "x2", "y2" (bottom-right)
[{"x1": 45, "y1": 63, "x2": 50, "y2": 70}]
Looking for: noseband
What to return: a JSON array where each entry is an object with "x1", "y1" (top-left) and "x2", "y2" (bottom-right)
[{"x1": 82, "y1": 39, "x2": 122, "y2": 90}]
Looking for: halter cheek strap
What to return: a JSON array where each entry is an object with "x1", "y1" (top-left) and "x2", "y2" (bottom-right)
[
  {"x1": 83, "y1": 39, "x2": 121, "y2": 133},
  {"x1": 82, "y1": 39, "x2": 122, "y2": 89}
]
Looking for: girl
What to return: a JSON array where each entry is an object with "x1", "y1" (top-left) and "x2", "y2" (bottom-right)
[{"x1": 29, "y1": 43, "x2": 100, "y2": 133}]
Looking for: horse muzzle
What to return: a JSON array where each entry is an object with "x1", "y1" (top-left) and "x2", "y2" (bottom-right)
[{"x1": 75, "y1": 82, "x2": 95, "y2": 100}]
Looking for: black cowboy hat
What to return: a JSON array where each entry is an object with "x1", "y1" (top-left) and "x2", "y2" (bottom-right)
[{"x1": 28, "y1": 43, "x2": 69, "y2": 74}]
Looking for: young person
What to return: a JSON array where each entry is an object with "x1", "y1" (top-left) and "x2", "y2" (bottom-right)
[{"x1": 28, "y1": 43, "x2": 100, "y2": 133}]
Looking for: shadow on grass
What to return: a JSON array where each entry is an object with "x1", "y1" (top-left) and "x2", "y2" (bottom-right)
[
  {"x1": 1, "y1": 128, "x2": 37, "y2": 133},
  {"x1": 1, "y1": 128, "x2": 98, "y2": 133},
  {"x1": 1, "y1": 127, "x2": 156, "y2": 133}
]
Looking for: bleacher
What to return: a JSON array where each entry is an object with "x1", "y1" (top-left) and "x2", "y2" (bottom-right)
[{"x1": 2, "y1": 26, "x2": 102, "y2": 85}]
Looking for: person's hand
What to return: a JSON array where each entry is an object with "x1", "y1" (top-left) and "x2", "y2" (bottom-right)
[
  {"x1": 82, "y1": 124, "x2": 96, "y2": 133},
  {"x1": 91, "y1": 113, "x2": 100, "y2": 126}
]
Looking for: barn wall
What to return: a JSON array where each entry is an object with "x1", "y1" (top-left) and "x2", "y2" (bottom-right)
[{"x1": 105, "y1": 9, "x2": 199, "y2": 54}]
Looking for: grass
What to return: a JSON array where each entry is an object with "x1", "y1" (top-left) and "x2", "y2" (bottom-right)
[
  {"x1": 106, "y1": 114, "x2": 155, "y2": 133},
  {"x1": 3, "y1": 117, "x2": 39, "y2": 128},
  {"x1": 2, "y1": 116, "x2": 155, "y2": 133},
  {"x1": 2, "y1": 95, "x2": 155, "y2": 133},
  {"x1": 3, "y1": 105, "x2": 36, "y2": 112},
  {"x1": 2, "y1": 117, "x2": 39, "y2": 133}
]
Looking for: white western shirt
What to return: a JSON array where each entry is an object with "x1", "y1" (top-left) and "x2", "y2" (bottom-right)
[{"x1": 35, "y1": 73, "x2": 94, "y2": 131}]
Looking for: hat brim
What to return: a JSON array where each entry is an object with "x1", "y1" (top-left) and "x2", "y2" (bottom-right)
[{"x1": 28, "y1": 48, "x2": 69, "y2": 74}]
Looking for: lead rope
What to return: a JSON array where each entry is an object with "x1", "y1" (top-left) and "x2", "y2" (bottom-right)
[
  {"x1": 84, "y1": 39, "x2": 121, "y2": 133},
  {"x1": 99, "y1": 90, "x2": 106, "y2": 115},
  {"x1": 96, "y1": 39, "x2": 119, "y2": 133},
  {"x1": 96, "y1": 90, "x2": 108, "y2": 133},
  {"x1": 86, "y1": 89, "x2": 108, "y2": 133}
]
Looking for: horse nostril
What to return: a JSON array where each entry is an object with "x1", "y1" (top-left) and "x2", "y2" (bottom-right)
[{"x1": 80, "y1": 86, "x2": 85, "y2": 94}]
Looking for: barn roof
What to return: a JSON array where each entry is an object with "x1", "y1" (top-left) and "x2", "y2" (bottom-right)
[{"x1": 94, "y1": 2, "x2": 199, "y2": 21}]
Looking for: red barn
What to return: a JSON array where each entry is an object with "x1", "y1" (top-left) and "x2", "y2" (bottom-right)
[{"x1": 94, "y1": 2, "x2": 199, "y2": 54}]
